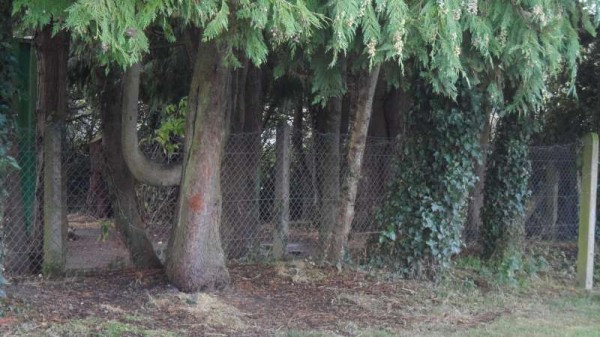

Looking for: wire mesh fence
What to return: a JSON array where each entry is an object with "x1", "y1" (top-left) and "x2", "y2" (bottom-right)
[
  {"x1": 462, "y1": 143, "x2": 581, "y2": 244},
  {"x1": 0, "y1": 126, "x2": 587, "y2": 276}
]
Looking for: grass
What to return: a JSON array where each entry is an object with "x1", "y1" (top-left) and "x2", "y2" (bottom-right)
[
  {"x1": 282, "y1": 286, "x2": 600, "y2": 337},
  {"x1": 36, "y1": 318, "x2": 182, "y2": 337},
  {"x1": 434, "y1": 292, "x2": 600, "y2": 337},
  {"x1": 282, "y1": 249, "x2": 600, "y2": 337}
]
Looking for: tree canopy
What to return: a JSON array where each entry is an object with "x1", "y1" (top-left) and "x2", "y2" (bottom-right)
[{"x1": 14, "y1": 0, "x2": 599, "y2": 110}]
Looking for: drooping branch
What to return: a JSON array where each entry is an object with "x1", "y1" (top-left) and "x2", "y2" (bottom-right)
[{"x1": 121, "y1": 62, "x2": 182, "y2": 187}]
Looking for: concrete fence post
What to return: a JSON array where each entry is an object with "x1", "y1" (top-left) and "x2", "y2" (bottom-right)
[{"x1": 577, "y1": 132, "x2": 598, "y2": 290}]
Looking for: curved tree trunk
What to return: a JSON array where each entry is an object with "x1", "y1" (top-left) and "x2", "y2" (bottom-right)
[
  {"x1": 325, "y1": 65, "x2": 381, "y2": 266},
  {"x1": 100, "y1": 69, "x2": 162, "y2": 269},
  {"x1": 166, "y1": 42, "x2": 231, "y2": 291},
  {"x1": 121, "y1": 63, "x2": 181, "y2": 187}
]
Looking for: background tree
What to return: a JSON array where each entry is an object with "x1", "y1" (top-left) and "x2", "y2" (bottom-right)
[{"x1": 0, "y1": 0, "x2": 17, "y2": 297}]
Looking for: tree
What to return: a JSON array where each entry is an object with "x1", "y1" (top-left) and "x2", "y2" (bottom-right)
[
  {"x1": 12, "y1": 0, "x2": 74, "y2": 275},
  {"x1": 376, "y1": 0, "x2": 599, "y2": 275},
  {"x1": 480, "y1": 114, "x2": 533, "y2": 272},
  {"x1": 65, "y1": 0, "x2": 323, "y2": 291},
  {"x1": 0, "y1": 0, "x2": 17, "y2": 296},
  {"x1": 98, "y1": 67, "x2": 162, "y2": 269}
]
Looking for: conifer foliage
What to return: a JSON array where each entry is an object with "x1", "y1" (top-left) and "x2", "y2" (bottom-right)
[{"x1": 9, "y1": 0, "x2": 600, "y2": 286}]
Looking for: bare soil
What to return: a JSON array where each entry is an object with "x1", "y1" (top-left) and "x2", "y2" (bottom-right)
[
  {"x1": 65, "y1": 214, "x2": 133, "y2": 274},
  {"x1": 0, "y1": 261, "x2": 562, "y2": 337}
]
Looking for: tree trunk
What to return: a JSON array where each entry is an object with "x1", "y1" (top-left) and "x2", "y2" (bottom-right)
[
  {"x1": 316, "y1": 97, "x2": 342, "y2": 258},
  {"x1": 291, "y1": 97, "x2": 314, "y2": 222},
  {"x1": 325, "y1": 65, "x2": 381, "y2": 266},
  {"x1": 242, "y1": 66, "x2": 264, "y2": 252},
  {"x1": 272, "y1": 123, "x2": 291, "y2": 259},
  {"x1": 3, "y1": 142, "x2": 30, "y2": 274},
  {"x1": 99, "y1": 68, "x2": 162, "y2": 269},
  {"x1": 121, "y1": 63, "x2": 181, "y2": 187},
  {"x1": 35, "y1": 26, "x2": 69, "y2": 276},
  {"x1": 465, "y1": 111, "x2": 492, "y2": 242},
  {"x1": 547, "y1": 164, "x2": 559, "y2": 240},
  {"x1": 222, "y1": 65, "x2": 263, "y2": 258},
  {"x1": 86, "y1": 138, "x2": 111, "y2": 218},
  {"x1": 222, "y1": 62, "x2": 249, "y2": 258},
  {"x1": 166, "y1": 42, "x2": 231, "y2": 291}
]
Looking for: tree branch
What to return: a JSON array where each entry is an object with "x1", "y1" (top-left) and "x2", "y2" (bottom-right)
[{"x1": 121, "y1": 63, "x2": 182, "y2": 186}]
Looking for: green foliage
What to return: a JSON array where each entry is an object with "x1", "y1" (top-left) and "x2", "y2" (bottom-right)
[
  {"x1": 143, "y1": 97, "x2": 187, "y2": 156},
  {"x1": 15, "y1": 0, "x2": 599, "y2": 113},
  {"x1": 375, "y1": 84, "x2": 484, "y2": 277},
  {"x1": 12, "y1": 0, "x2": 72, "y2": 30},
  {"x1": 536, "y1": 28, "x2": 600, "y2": 145},
  {"x1": 480, "y1": 113, "x2": 536, "y2": 277},
  {"x1": 64, "y1": 0, "x2": 324, "y2": 67},
  {"x1": 98, "y1": 220, "x2": 113, "y2": 242}
]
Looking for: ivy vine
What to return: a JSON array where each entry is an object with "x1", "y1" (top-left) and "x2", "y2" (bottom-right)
[
  {"x1": 376, "y1": 85, "x2": 484, "y2": 278},
  {"x1": 480, "y1": 113, "x2": 535, "y2": 279}
]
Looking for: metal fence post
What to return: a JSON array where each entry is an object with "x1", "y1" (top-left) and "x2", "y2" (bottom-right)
[
  {"x1": 273, "y1": 122, "x2": 290, "y2": 260},
  {"x1": 577, "y1": 132, "x2": 598, "y2": 290}
]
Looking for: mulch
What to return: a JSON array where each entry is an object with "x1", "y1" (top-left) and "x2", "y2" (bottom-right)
[{"x1": 0, "y1": 264, "x2": 499, "y2": 336}]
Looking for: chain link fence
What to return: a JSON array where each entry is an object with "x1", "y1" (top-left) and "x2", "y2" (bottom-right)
[
  {"x1": 0, "y1": 126, "x2": 587, "y2": 276},
  {"x1": 463, "y1": 143, "x2": 581, "y2": 244}
]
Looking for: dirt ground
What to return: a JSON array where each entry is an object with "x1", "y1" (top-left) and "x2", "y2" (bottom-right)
[
  {"x1": 2, "y1": 254, "x2": 599, "y2": 337},
  {"x1": 65, "y1": 214, "x2": 133, "y2": 274},
  {"x1": 1, "y1": 241, "x2": 599, "y2": 336}
]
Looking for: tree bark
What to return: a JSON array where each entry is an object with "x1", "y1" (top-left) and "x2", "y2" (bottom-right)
[
  {"x1": 242, "y1": 66, "x2": 264, "y2": 253},
  {"x1": 316, "y1": 97, "x2": 342, "y2": 258},
  {"x1": 325, "y1": 65, "x2": 381, "y2": 266},
  {"x1": 166, "y1": 42, "x2": 231, "y2": 291},
  {"x1": 222, "y1": 65, "x2": 263, "y2": 258},
  {"x1": 465, "y1": 111, "x2": 492, "y2": 241},
  {"x1": 3, "y1": 143, "x2": 29, "y2": 274},
  {"x1": 272, "y1": 123, "x2": 291, "y2": 259},
  {"x1": 35, "y1": 26, "x2": 69, "y2": 276},
  {"x1": 99, "y1": 68, "x2": 162, "y2": 269},
  {"x1": 121, "y1": 63, "x2": 181, "y2": 187},
  {"x1": 86, "y1": 138, "x2": 111, "y2": 218},
  {"x1": 222, "y1": 62, "x2": 249, "y2": 258}
]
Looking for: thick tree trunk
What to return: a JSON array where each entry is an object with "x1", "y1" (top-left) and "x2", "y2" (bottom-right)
[
  {"x1": 166, "y1": 43, "x2": 231, "y2": 291},
  {"x1": 35, "y1": 26, "x2": 69, "y2": 276},
  {"x1": 325, "y1": 65, "x2": 381, "y2": 266},
  {"x1": 316, "y1": 98, "x2": 342, "y2": 258},
  {"x1": 465, "y1": 111, "x2": 492, "y2": 241},
  {"x1": 121, "y1": 63, "x2": 181, "y2": 187},
  {"x1": 100, "y1": 69, "x2": 162, "y2": 269}
]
